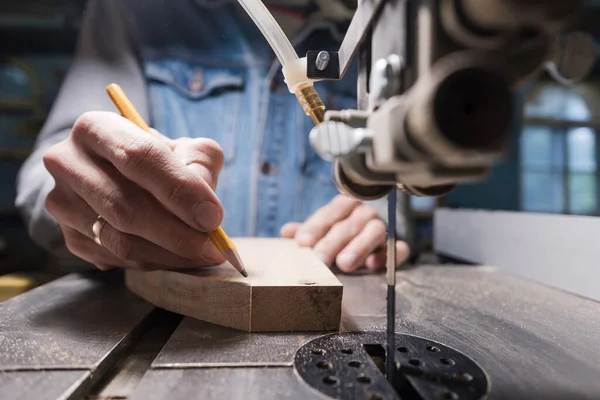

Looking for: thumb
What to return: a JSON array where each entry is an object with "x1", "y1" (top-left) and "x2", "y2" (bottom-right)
[
  {"x1": 280, "y1": 222, "x2": 302, "y2": 238},
  {"x1": 172, "y1": 137, "x2": 224, "y2": 190}
]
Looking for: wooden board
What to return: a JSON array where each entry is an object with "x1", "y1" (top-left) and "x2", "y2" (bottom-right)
[{"x1": 125, "y1": 238, "x2": 343, "y2": 332}]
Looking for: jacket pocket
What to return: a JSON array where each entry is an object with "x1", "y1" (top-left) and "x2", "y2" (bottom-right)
[{"x1": 144, "y1": 59, "x2": 245, "y2": 163}]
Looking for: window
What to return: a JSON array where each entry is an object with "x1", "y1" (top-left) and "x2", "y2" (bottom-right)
[{"x1": 520, "y1": 82, "x2": 599, "y2": 215}]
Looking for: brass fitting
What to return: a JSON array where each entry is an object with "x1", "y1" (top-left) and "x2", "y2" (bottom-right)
[{"x1": 294, "y1": 83, "x2": 325, "y2": 125}]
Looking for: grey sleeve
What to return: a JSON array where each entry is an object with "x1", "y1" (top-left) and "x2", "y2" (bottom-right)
[{"x1": 15, "y1": 0, "x2": 149, "y2": 256}]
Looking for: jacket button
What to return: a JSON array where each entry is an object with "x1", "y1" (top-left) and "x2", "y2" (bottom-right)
[
  {"x1": 260, "y1": 161, "x2": 270, "y2": 174},
  {"x1": 189, "y1": 68, "x2": 203, "y2": 91}
]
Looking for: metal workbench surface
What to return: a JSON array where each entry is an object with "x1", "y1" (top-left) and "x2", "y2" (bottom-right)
[{"x1": 1, "y1": 265, "x2": 599, "y2": 400}]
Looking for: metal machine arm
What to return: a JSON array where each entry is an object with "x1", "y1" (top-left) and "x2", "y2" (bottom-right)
[{"x1": 306, "y1": 0, "x2": 587, "y2": 200}]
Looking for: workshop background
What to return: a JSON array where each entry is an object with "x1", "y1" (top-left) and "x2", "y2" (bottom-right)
[{"x1": 1, "y1": 0, "x2": 599, "y2": 277}]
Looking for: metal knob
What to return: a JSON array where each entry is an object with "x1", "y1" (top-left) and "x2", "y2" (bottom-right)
[
  {"x1": 309, "y1": 121, "x2": 372, "y2": 161},
  {"x1": 315, "y1": 51, "x2": 330, "y2": 71}
]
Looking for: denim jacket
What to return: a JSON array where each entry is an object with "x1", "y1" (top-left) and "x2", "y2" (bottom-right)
[{"x1": 15, "y1": 0, "x2": 402, "y2": 255}]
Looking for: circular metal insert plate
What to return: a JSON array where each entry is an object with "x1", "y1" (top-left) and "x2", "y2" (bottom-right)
[{"x1": 294, "y1": 332, "x2": 488, "y2": 400}]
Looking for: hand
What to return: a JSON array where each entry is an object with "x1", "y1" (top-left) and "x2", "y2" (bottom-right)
[
  {"x1": 43, "y1": 111, "x2": 226, "y2": 271},
  {"x1": 280, "y1": 195, "x2": 410, "y2": 273}
]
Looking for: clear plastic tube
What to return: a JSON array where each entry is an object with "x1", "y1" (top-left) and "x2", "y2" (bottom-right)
[
  {"x1": 237, "y1": 0, "x2": 325, "y2": 123},
  {"x1": 236, "y1": 0, "x2": 298, "y2": 67}
]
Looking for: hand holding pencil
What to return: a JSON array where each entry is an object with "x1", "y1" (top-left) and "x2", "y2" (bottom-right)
[
  {"x1": 106, "y1": 83, "x2": 247, "y2": 277},
  {"x1": 41, "y1": 83, "x2": 246, "y2": 274}
]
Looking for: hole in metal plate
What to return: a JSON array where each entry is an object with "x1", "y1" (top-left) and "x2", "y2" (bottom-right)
[
  {"x1": 322, "y1": 375, "x2": 339, "y2": 385},
  {"x1": 453, "y1": 372, "x2": 473, "y2": 382},
  {"x1": 364, "y1": 344, "x2": 386, "y2": 374},
  {"x1": 294, "y1": 332, "x2": 488, "y2": 400},
  {"x1": 317, "y1": 361, "x2": 332, "y2": 369},
  {"x1": 440, "y1": 390, "x2": 459, "y2": 399}
]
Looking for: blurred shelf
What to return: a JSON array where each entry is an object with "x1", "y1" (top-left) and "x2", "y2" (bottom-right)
[
  {"x1": 0, "y1": 148, "x2": 33, "y2": 160},
  {"x1": 0, "y1": 27, "x2": 80, "y2": 54},
  {"x1": 0, "y1": 98, "x2": 38, "y2": 110},
  {"x1": 0, "y1": 0, "x2": 85, "y2": 54},
  {"x1": 0, "y1": 0, "x2": 86, "y2": 23}
]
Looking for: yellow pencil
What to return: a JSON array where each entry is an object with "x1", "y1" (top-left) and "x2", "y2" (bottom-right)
[{"x1": 106, "y1": 83, "x2": 248, "y2": 277}]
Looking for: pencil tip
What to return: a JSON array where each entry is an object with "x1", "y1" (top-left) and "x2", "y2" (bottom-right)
[{"x1": 223, "y1": 248, "x2": 248, "y2": 278}]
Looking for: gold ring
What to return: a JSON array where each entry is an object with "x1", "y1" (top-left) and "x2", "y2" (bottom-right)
[{"x1": 92, "y1": 215, "x2": 107, "y2": 246}]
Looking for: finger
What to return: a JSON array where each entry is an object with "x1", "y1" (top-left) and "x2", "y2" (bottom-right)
[
  {"x1": 365, "y1": 241, "x2": 411, "y2": 271},
  {"x1": 172, "y1": 137, "x2": 224, "y2": 190},
  {"x1": 70, "y1": 111, "x2": 223, "y2": 232},
  {"x1": 62, "y1": 226, "x2": 186, "y2": 271},
  {"x1": 365, "y1": 250, "x2": 386, "y2": 270},
  {"x1": 44, "y1": 145, "x2": 217, "y2": 261},
  {"x1": 45, "y1": 182, "x2": 93, "y2": 231},
  {"x1": 98, "y1": 219, "x2": 224, "y2": 266},
  {"x1": 61, "y1": 225, "x2": 126, "y2": 268},
  {"x1": 48, "y1": 179, "x2": 224, "y2": 266},
  {"x1": 313, "y1": 205, "x2": 379, "y2": 267},
  {"x1": 395, "y1": 241, "x2": 411, "y2": 265},
  {"x1": 294, "y1": 195, "x2": 361, "y2": 246},
  {"x1": 61, "y1": 225, "x2": 224, "y2": 270},
  {"x1": 336, "y1": 218, "x2": 387, "y2": 272},
  {"x1": 280, "y1": 222, "x2": 301, "y2": 238}
]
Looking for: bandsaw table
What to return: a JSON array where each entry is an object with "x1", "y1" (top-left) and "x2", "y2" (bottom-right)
[{"x1": 1, "y1": 263, "x2": 599, "y2": 400}]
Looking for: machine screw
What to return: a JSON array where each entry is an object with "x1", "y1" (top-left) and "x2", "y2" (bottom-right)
[{"x1": 315, "y1": 51, "x2": 330, "y2": 71}]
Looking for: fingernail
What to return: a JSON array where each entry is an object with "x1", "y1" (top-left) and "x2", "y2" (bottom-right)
[
  {"x1": 337, "y1": 252, "x2": 356, "y2": 270},
  {"x1": 194, "y1": 201, "x2": 222, "y2": 231},
  {"x1": 296, "y1": 233, "x2": 315, "y2": 246}
]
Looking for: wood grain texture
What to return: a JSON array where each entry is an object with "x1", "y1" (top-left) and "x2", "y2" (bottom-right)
[{"x1": 125, "y1": 238, "x2": 343, "y2": 332}]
